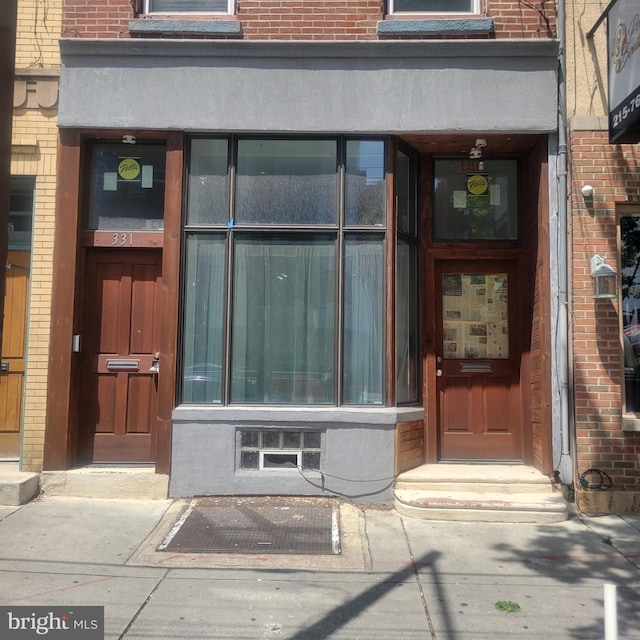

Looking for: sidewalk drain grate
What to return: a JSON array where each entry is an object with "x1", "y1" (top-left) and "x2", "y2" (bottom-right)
[{"x1": 158, "y1": 496, "x2": 341, "y2": 555}]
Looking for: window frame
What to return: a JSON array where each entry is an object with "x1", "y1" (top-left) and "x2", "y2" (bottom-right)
[
  {"x1": 387, "y1": 0, "x2": 480, "y2": 15},
  {"x1": 143, "y1": 0, "x2": 235, "y2": 15}
]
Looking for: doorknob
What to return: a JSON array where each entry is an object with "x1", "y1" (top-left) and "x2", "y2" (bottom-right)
[{"x1": 436, "y1": 368, "x2": 443, "y2": 377}]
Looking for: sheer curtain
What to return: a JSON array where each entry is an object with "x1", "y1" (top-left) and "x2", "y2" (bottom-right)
[
  {"x1": 232, "y1": 236, "x2": 335, "y2": 404},
  {"x1": 343, "y1": 237, "x2": 384, "y2": 404},
  {"x1": 182, "y1": 234, "x2": 226, "y2": 403}
]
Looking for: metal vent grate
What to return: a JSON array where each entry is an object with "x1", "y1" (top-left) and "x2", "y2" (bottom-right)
[{"x1": 158, "y1": 497, "x2": 340, "y2": 555}]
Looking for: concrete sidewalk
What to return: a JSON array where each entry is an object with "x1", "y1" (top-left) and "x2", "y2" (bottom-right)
[{"x1": 0, "y1": 497, "x2": 638, "y2": 639}]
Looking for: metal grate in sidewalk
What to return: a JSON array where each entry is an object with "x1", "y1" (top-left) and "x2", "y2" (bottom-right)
[{"x1": 158, "y1": 496, "x2": 341, "y2": 555}]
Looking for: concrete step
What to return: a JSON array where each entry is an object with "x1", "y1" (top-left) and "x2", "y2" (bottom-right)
[
  {"x1": 40, "y1": 467, "x2": 169, "y2": 500},
  {"x1": 0, "y1": 471, "x2": 39, "y2": 505},
  {"x1": 394, "y1": 464, "x2": 569, "y2": 523}
]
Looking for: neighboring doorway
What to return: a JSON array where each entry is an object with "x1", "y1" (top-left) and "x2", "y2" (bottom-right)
[
  {"x1": 435, "y1": 260, "x2": 522, "y2": 461},
  {"x1": 0, "y1": 177, "x2": 33, "y2": 459},
  {"x1": 0, "y1": 252, "x2": 30, "y2": 458},
  {"x1": 79, "y1": 249, "x2": 162, "y2": 463}
]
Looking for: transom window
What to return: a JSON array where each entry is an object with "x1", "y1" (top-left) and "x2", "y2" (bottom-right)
[
  {"x1": 181, "y1": 137, "x2": 387, "y2": 407},
  {"x1": 389, "y1": 0, "x2": 479, "y2": 13},
  {"x1": 143, "y1": 0, "x2": 234, "y2": 14},
  {"x1": 433, "y1": 159, "x2": 519, "y2": 242}
]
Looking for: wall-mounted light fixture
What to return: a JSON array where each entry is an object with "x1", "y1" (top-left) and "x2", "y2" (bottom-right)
[
  {"x1": 581, "y1": 184, "x2": 594, "y2": 197},
  {"x1": 590, "y1": 254, "x2": 617, "y2": 299}
]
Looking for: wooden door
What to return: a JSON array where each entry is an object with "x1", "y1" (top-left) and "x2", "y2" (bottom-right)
[
  {"x1": 0, "y1": 251, "x2": 29, "y2": 458},
  {"x1": 435, "y1": 260, "x2": 522, "y2": 460},
  {"x1": 80, "y1": 249, "x2": 162, "y2": 463}
]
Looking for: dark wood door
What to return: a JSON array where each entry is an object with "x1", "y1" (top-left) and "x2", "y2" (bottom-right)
[
  {"x1": 435, "y1": 260, "x2": 522, "y2": 460},
  {"x1": 80, "y1": 249, "x2": 162, "y2": 463}
]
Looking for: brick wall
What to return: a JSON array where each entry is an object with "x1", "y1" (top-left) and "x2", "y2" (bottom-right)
[
  {"x1": 61, "y1": 0, "x2": 556, "y2": 40},
  {"x1": 570, "y1": 125, "x2": 640, "y2": 500},
  {"x1": 13, "y1": 0, "x2": 61, "y2": 472}
]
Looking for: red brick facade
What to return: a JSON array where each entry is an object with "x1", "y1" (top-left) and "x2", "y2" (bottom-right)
[
  {"x1": 61, "y1": 0, "x2": 556, "y2": 41},
  {"x1": 571, "y1": 125, "x2": 640, "y2": 506}
]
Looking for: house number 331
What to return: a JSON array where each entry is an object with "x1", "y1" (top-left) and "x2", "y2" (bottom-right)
[{"x1": 112, "y1": 233, "x2": 133, "y2": 246}]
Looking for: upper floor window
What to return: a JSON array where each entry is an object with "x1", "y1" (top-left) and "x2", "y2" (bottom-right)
[
  {"x1": 144, "y1": 0, "x2": 234, "y2": 14},
  {"x1": 389, "y1": 0, "x2": 479, "y2": 13}
]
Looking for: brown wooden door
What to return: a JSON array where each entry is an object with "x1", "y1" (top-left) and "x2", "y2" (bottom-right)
[
  {"x1": 80, "y1": 249, "x2": 162, "y2": 463},
  {"x1": 0, "y1": 251, "x2": 29, "y2": 458},
  {"x1": 435, "y1": 260, "x2": 522, "y2": 460}
]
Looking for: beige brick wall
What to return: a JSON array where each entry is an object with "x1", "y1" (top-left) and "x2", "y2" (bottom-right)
[
  {"x1": 16, "y1": 0, "x2": 61, "y2": 68},
  {"x1": 12, "y1": 0, "x2": 61, "y2": 472}
]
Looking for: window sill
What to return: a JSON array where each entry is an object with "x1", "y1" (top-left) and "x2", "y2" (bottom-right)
[
  {"x1": 377, "y1": 17, "x2": 494, "y2": 37},
  {"x1": 622, "y1": 416, "x2": 640, "y2": 432},
  {"x1": 129, "y1": 18, "x2": 242, "y2": 36}
]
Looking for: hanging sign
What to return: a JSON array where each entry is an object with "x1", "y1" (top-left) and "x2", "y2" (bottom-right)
[{"x1": 608, "y1": 0, "x2": 640, "y2": 143}]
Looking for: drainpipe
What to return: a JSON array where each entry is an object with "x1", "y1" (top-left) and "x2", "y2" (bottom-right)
[{"x1": 555, "y1": 0, "x2": 574, "y2": 486}]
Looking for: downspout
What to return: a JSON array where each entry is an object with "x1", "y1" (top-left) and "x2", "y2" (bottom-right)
[{"x1": 555, "y1": 0, "x2": 574, "y2": 486}]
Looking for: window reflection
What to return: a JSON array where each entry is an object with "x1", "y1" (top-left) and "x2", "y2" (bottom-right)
[{"x1": 621, "y1": 215, "x2": 640, "y2": 413}]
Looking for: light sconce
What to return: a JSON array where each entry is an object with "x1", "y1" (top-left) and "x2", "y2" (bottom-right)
[
  {"x1": 469, "y1": 138, "x2": 487, "y2": 160},
  {"x1": 581, "y1": 184, "x2": 594, "y2": 198},
  {"x1": 122, "y1": 135, "x2": 136, "y2": 145},
  {"x1": 590, "y1": 254, "x2": 617, "y2": 299}
]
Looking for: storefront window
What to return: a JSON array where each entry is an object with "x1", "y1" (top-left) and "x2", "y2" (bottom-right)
[
  {"x1": 433, "y1": 159, "x2": 518, "y2": 241},
  {"x1": 396, "y1": 146, "x2": 420, "y2": 404},
  {"x1": 181, "y1": 136, "x2": 387, "y2": 406},
  {"x1": 86, "y1": 143, "x2": 166, "y2": 230},
  {"x1": 621, "y1": 214, "x2": 640, "y2": 413}
]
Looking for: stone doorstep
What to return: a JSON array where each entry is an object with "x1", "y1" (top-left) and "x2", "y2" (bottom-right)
[
  {"x1": 0, "y1": 472, "x2": 40, "y2": 506},
  {"x1": 394, "y1": 464, "x2": 569, "y2": 523},
  {"x1": 394, "y1": 489, "x2": 569, "y2": 523},
  {"x1": 40, "y1": 468, "x2": 169, "y2": 500}
]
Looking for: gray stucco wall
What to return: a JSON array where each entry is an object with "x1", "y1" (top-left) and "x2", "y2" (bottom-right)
[
  {"x1": 59, "y1": 39, "x2": 559, "y2": 134},
  {"x1": 170, "y1": 407, "x2": 424, "y2": 503}
]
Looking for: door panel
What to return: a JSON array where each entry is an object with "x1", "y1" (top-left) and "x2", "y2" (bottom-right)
[
  {"x1": 0, "y1": 251, "x2": 30, "y2": 457},
  {"x1": 80, "y1": 250, "x2": 161, "y2": 463},
  {"x1": 435, "y1": 260, "x2": 521, "y2": 461}
]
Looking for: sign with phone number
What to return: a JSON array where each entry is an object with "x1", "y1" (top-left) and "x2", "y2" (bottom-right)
[{"x1": 610, "y1": 85, "x2": 640, "y2": 143}]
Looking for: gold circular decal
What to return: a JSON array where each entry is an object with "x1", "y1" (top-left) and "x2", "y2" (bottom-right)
[
  {"x1": 118, "y1": 158, "x2": 141, "y2": 181},
  {"x1": 467, "y1": 174, "x2": 489, "y2": 196}
]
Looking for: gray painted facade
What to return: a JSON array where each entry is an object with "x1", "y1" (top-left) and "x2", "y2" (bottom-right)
[
  {"x1": 171, "y1": 407, "x2": 424, "y2": 502},
  {"x1": 59, "y1": 39, "x2": 559, "y2": 134}
]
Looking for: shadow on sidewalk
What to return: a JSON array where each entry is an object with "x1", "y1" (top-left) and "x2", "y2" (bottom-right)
[{"x1": 492, "y1": 519, "x2": 640, "y2": 639}]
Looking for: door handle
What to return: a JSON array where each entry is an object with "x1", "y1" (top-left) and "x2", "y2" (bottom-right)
[
  {"x1": 149, "y1": 352, "x2": 160, "y2": 374},
  {"x1": 0, "y1": 361, "x2": 8, "y2": 372},
  {"x1": 435, "y1": 368, "x2": 443, "y2": 377}
]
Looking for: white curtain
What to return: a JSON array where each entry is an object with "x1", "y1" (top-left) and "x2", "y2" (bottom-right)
[{"x1": 232, "y1": 237, "x2": 335, "y2": 403}]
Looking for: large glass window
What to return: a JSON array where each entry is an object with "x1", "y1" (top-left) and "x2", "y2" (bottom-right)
[
  {"x1": 231, "y1": 236, "x2": 335, "y2": 404},
  {"x1": 235, "y1": 139, "x2": 337, "y2": 226},
  {"x1": 396, "y1": 147, "x2": 420, "y2": 404},
  {"x1": 389, "y1": 0, "x2": 477, "y2": 13},
  {"x1": 433, "y1": 159, "x2": 518, "y2": 241},
  {"x1": 181, "y1": 137, "x2": 387, "y2": 406},
  {"x1": 621, "y1": 214, "x2": 640, "y2": 414},
  {"x1": 86, "y1": 143, "x2": 166, "y2": 231}
]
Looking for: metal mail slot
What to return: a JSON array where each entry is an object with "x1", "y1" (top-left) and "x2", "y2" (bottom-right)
[
  {"x1": 0, "y1": 361, "x2": 8, "y2": 372},
  {"x1": 106, "y1": 359, "x2": 140, "y2": 371},
  {"x1": 461, "y1": 362, "x2": 492, "y2": 373}
]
